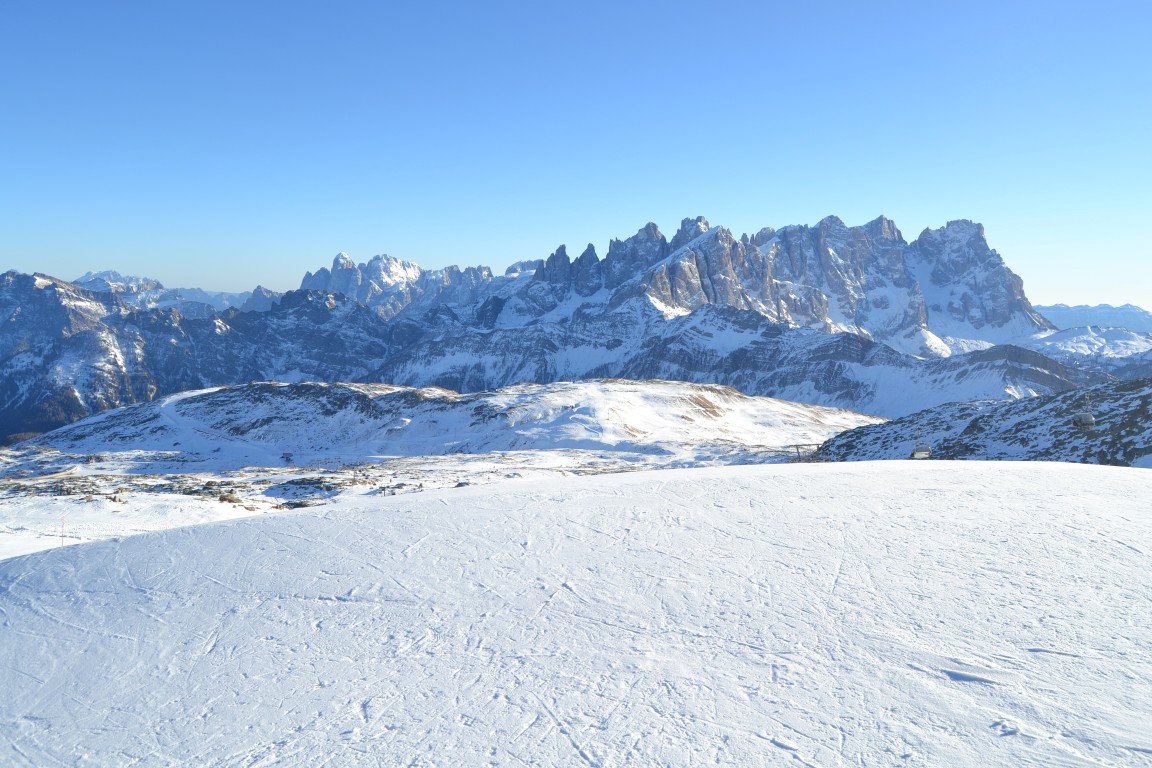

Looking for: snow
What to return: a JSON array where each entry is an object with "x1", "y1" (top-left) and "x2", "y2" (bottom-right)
[
  {"x1": 643, "y1": 292, "x2": 692, "y2": 319},
  {"x1": 0, "y1": 490, "x2": 260, "y2": 562},
  {"x1": 0, "y1": 380, "x2": 882, "y2": 560},
  {"x1": 1, "y1": 461, "x2": 1150, "y2": 766},
  {"x1": 1022, "y1": 325, "x2": 1152, "y2": 366},
  {"x1": 16, "y1": 380, "x2": 880, "y2": 475},
  {"x1": 1036, "y1": 303, "x2": 1152, "y2": 333},
  {"x1": 820, "y1": 376, "x2": 1152, "y2": 466}
]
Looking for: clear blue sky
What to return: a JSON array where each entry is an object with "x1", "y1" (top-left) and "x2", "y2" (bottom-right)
[{"x1": 2, "y1": 1, "x2": 1149, "y2": 308}]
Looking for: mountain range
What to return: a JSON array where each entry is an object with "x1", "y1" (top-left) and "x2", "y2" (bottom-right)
[{"x1": 3, "y1": 214, "x2": 1147, "y2": 443}]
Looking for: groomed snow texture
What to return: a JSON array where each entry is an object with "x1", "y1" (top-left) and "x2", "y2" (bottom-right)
[{"x1": 2, "y1": 462, "x2": 1151, "y2": 766}]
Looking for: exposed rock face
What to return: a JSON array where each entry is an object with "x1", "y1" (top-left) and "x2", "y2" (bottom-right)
[
  {"x1": 615, "y1": 215, "x2": 1053, "y2": 357},
  {"x1": 294, "y1": 216, "x2": 1051, "y2": 358},
  {"x1": 603, "y1": 223, "x2": 669, "y2": 290},
  {"x1": 906, "y1": 220, "x2": 1052, "y2": 347}
]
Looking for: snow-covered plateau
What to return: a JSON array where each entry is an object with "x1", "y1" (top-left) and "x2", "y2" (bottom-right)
[
  {"x1": 0, "y1": 380, "x2": 881, "y2": 560},
  {"x1": 1, "y1": 461, "x2": 1150, "y2": 766}
]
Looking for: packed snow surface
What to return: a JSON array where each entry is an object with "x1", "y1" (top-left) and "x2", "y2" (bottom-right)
[{"x1": 2, "y1": 461, "x2": 1150, "y2": 766}]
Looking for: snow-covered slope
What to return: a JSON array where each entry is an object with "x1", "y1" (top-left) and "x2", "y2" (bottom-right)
[
  {"x1": 819, "y1": 377, "x2": 1152, "y2": 466},
  {"x1": 1021, "y1": 326, "x2": 1152, "y2": 378},
  {"x1": 2, "y1": 461, "x2": 1150, "y2": 766},
  {"x1": 18, "y1": 379, "x2": 883, "y2": 472},
  {"x1": 1036, "y1": 303, "x2": 1152, "y2": 332}
]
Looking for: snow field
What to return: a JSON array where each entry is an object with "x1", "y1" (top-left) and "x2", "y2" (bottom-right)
[
  {"x1": 2, "y1": 461, "x2": 1151, "y2": 766},
  {"x1": 20, "y1": 380, "x2": 882, "y2": 474}
]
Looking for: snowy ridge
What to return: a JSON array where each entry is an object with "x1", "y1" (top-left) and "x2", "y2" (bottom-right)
[
  {"x1": 1020, "y1": 325, "x2": 1152, "y2": 378},
  {"x1": 296, "y1": 215, "x2": 1053, "y2": 357},
  {"x1": 819, "y1": 377, "x2": 1152, "y2": 466},
  {"x1": 1, "y1": 462, "x2": 1150, "y2": 765},
  {"x1": 1036, "y1": 303, "x2": 1152, "y2": 333},
  {"x1": 15, "y1": 379, "x2": 883, "y2": 473},
  {"x1": 73, "y1": 269, "x2": 253, "y2": 314}
]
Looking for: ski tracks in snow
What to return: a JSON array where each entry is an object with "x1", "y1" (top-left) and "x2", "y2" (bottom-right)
[{"x1": 1, "y1": 463, "x2": 1151, "y2": 765}]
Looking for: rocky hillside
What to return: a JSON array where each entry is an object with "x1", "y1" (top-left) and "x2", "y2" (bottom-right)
[{"x1": 818, "y1": 377, "x2": 1152, "y2": 466}]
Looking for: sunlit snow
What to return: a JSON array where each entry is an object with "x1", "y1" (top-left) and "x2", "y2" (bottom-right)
[{"x1": 1, "y1": 462, "x2": 1149, "y2": 766}]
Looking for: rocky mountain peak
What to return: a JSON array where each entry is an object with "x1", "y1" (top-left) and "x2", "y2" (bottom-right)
[
  {"x1": 748, "y1": 226, "x2": 776, "y2": 247},
  {"x1": 603, "y1": 224, "x2": 670, "y2": 290},
  {"x1": 240, "y1": 285, "x2": 283, "y2": 313},
  {"x1": 572, "y1": 244, "x2": 603, "y2": 296},
  {"x1": 863, "y1": 215, "x2": 904, "y2": 243},
  {"x1": 73, "y1": 271, "x2": 165, "y2": 293},
  {"x1": 669, "y1": 216, "x2": 711, "y2": 252},
  {"x1": 816, "y1": 215, "x2": 848, "y2": 233},
  {"x1": 286, "y1": 213, "x2": 1054, "y2": 359},
  {"x1": 362, "y1": 254, "x2": 424, "y2": 288},
  {"x1": 534, "y1": 245, "x2": 571, "y2": 285}
]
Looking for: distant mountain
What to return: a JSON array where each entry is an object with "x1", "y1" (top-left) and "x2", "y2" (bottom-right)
[
  {"x1": 300, "y1": 216, "x2": 1053, "y2": 358},
  {"x1": 1020, "y1": 325, "x2": 1152, "y2": 378},
  {"x1": 368, "y1": 302, "x2": 1089, "y2": 419},
  {"x1": 1036, "y1": 303, "x2": 1152, "y2": 332},
  {"x1": 73, "y1": 270, "x2": 164, "y2": 293},
  {"x1": 239, "y1": 285, "x2": 285, "y2": 312},
  {"x1": 21, "y1": 380, "x2": 885, "y2": 471},
  {"x1": 0, "y1": 273, "x2": 396, "y2": 443},
  {"x1": 2, "y1": 268, "x2": 1090, "y2": 444},
  {"x1": 818, "y1": 377, "x2": 1152, "y2": 467},
  {"x1": 74, "y1": 269, "x2": 254, "y2": 315}
]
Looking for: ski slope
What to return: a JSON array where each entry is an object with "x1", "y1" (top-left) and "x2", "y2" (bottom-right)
[{"x1": 2, "y1": 461, "x2": 1150, "y2": 766}]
